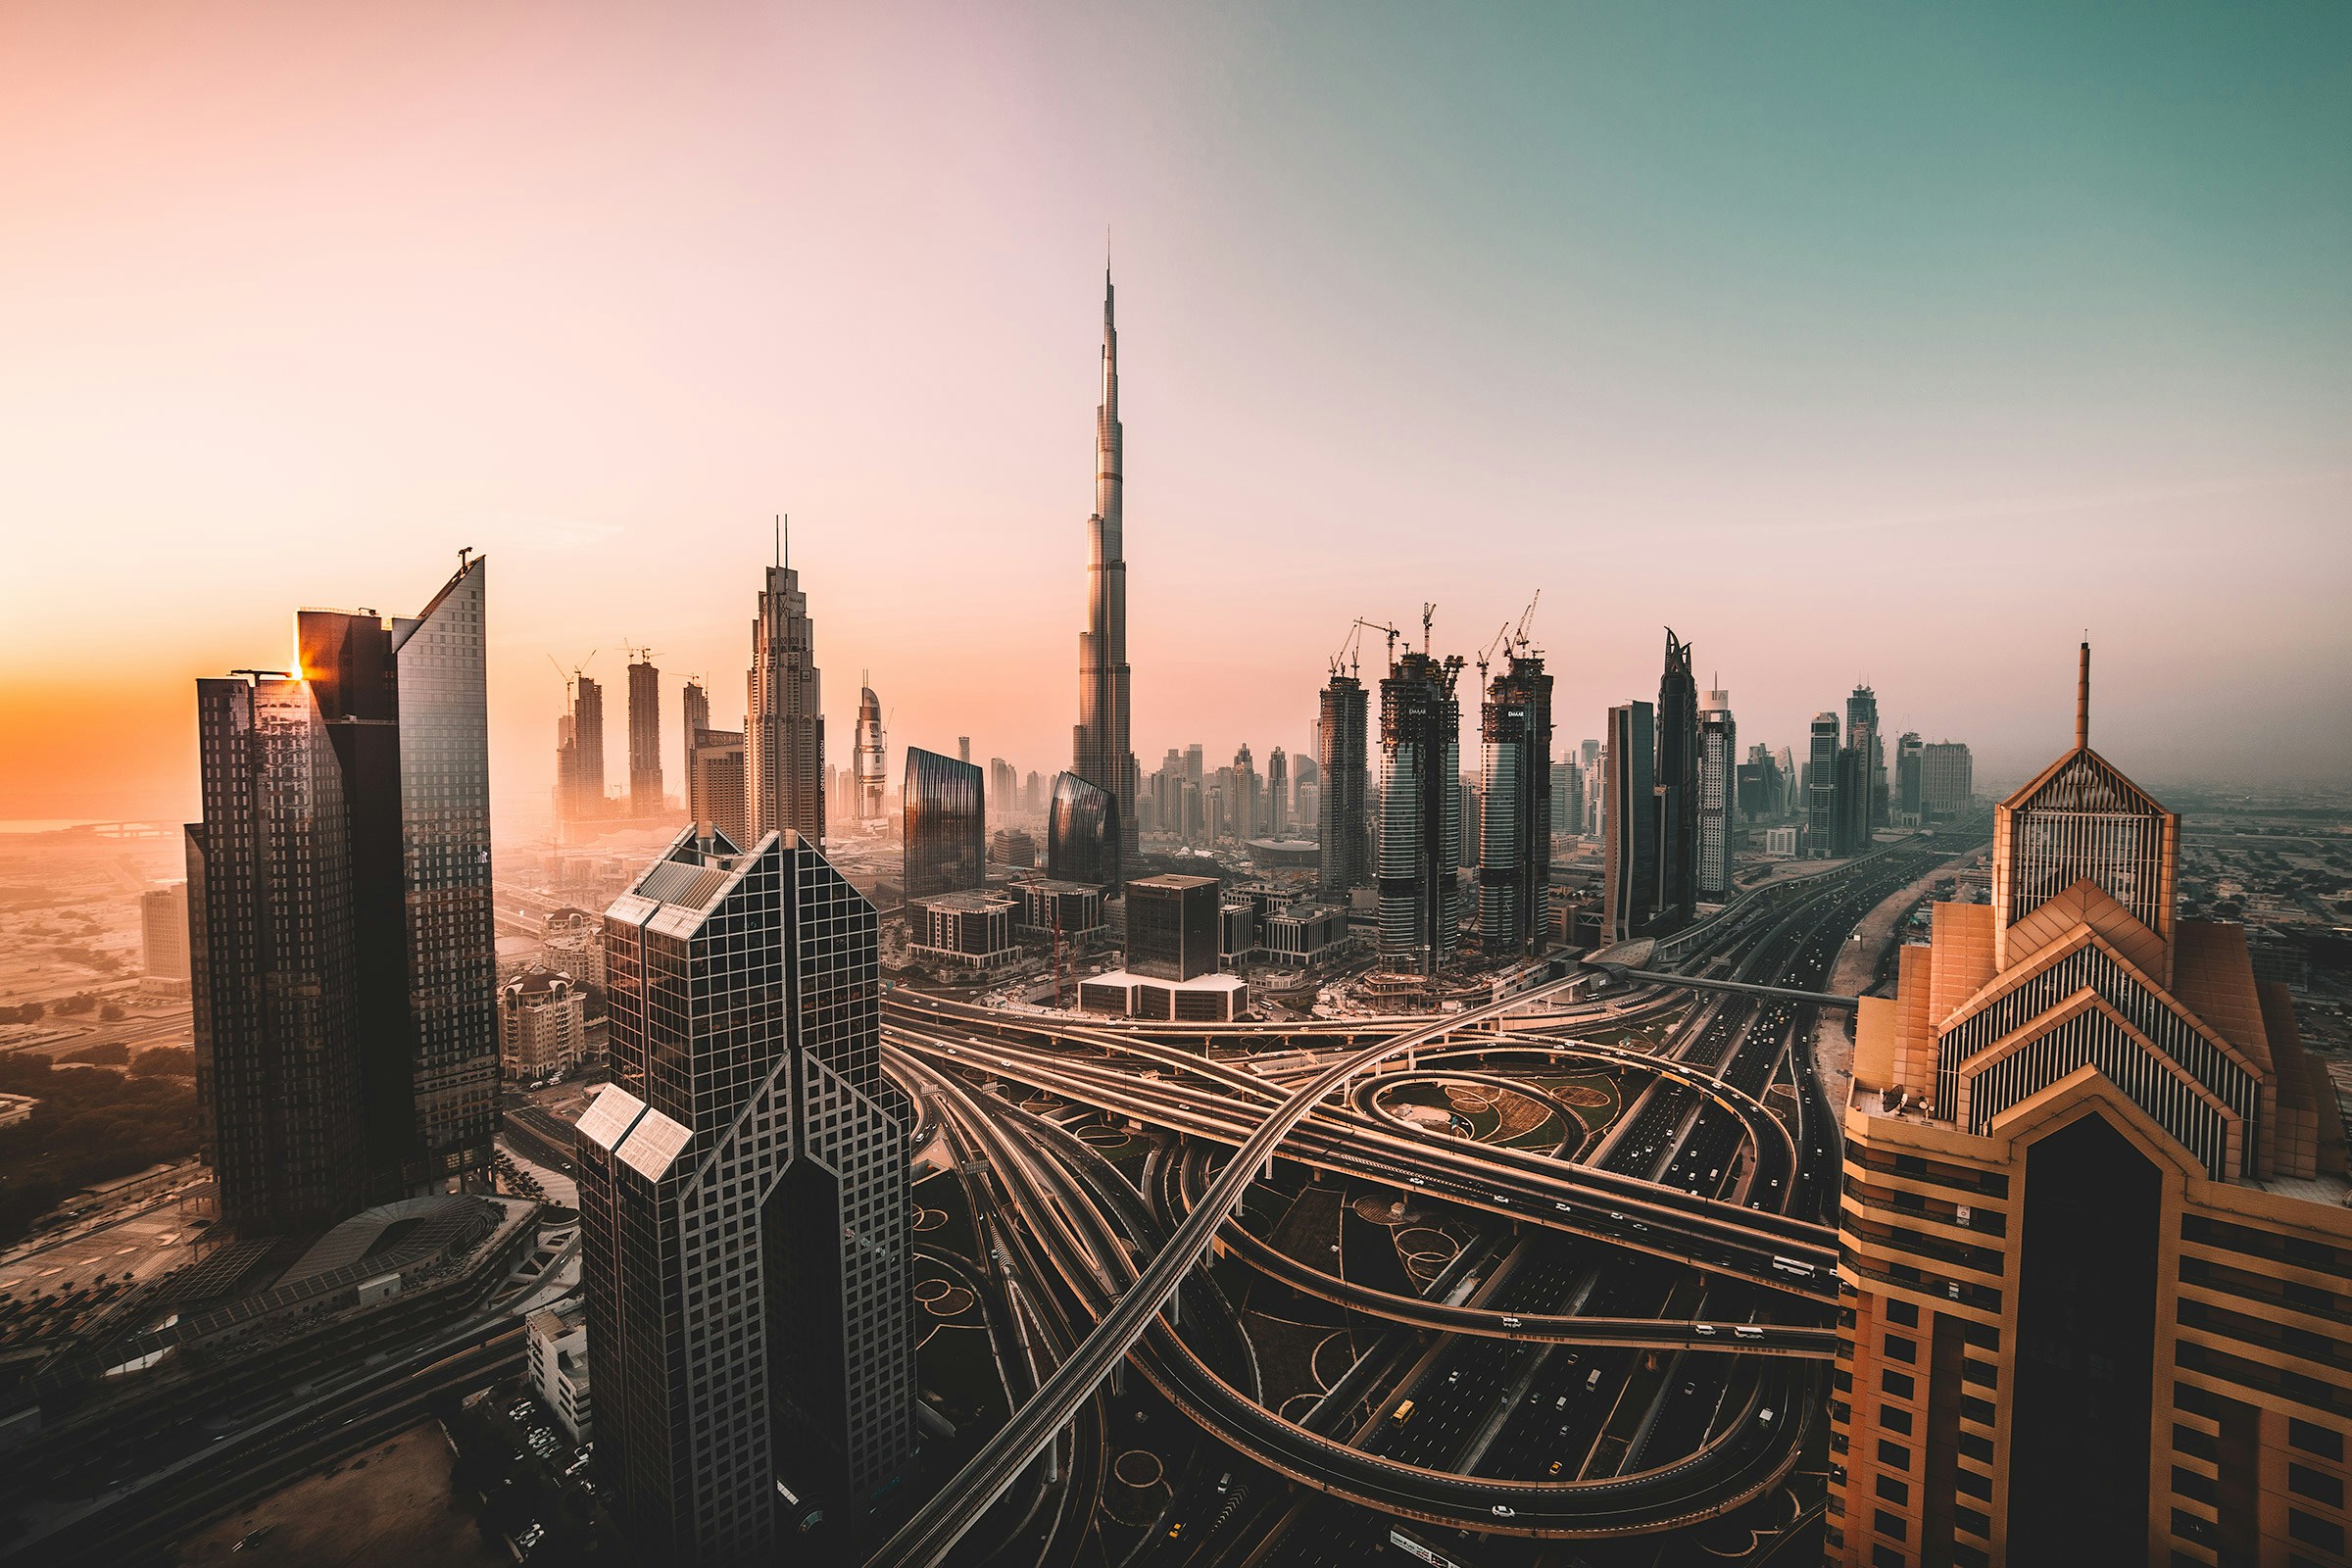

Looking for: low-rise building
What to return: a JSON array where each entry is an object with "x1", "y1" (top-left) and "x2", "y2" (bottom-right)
[
  {"x1": 1076, "y1": 969, "x2": 1249, "y2": 1023},
  {"x1": 1256, "y1": 903, "x2": 1348, "y2": 967},
  {"x1": 526, "y1": 1299, "x2": 593, "y2": 1444},
  {"x1": 1017, "y1": 880, "x2": 1105, "y2": 944},
  {"x1": 498, "y1": 966, "x2": 591, "y2": 1082},
  {"x1": 908, "y1": 890, "x2": 1022, "y2": 970}
]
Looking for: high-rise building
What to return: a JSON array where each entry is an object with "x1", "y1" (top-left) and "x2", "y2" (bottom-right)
[
  {"x1": 1184, "y1": 743, "x2": 1203, "y2": 787},
  {"x1": 559, "y1": 673, "x2": 606, "y2": 821},
  {"x1": 627, "y1": 655, "x2": 662, "y2": 816},
  {"x1": 1266, "y1": 746, "x2": 1289, "y2": 836},
  {"x1": 748, "y1": 529, "x2": 824, "y2": 848},
  {"x1": 1653, "y1": 631, "x2": 1699, "y2": 926},
  {"x1": 1737, "y1": 740, "x2": 1784, "y2": 823},
  {"x1": 1048, "y1": 771, "x2": 1115, "y2": 887},
  {"x1": 1071, "y1": 270, "x2": 1137, "y2": 889},
  {"x1": 1580, "y1": 737, "x2": 1601, "y2": 771},
  {"x1": 1232, "y1": 744, "x2": 1259, "y2": 842},
  {"x1": 902, "y1": 747, "x2": 984, "y2": 899},
  {"x1": 294, "y1": 558, "x2": 499, "y2": 1197},
  {"x1": 1832, "y1": 646, "x2": 2351, "y2": 1566},
  {"x1": 1922, "y1": 741, "x2": 1975, "y2": 818},
  {"x1": 680, "y1": 677, "x2": 710, "y2": 797},
  {"x1": 688, "y1": 729, "x2": 748, "y2": 850},
  {"x1": 578, "y1": 827, "x2": 913, "y2": 1562},
  {"x1": 1847, "y1": 682, "x2": 1886, "y2": 828},
  {"x1": 1695, "y1": 687, "x2": 1737, "y2": 901},
  {"x1": 1835, "y1": 741, "x2": 1869, "y2": 855},
  {"x1": 1025, "y1": 770, "x2": 1044, "y2": 814},
  {"x1": 1318, "y1": 668, "x2": 1371, "y2": 900},
  {"x1": 188, "y1": 672, "x2": 368, "y2": 1235},
  {"x1": 498, "y1": 966, "x2": 590, "y2": 1082},
  {"x1": 1477, "y1": 649, "x2": 1552, "y2": 957},
  {"x1": 1806, "y1": 710, "x2": 1840, "y2": 857},
  {"x1": 1601, "y1": 701, "x2": 1657, "y2": 942},
  {"x1": 1895, "y1": 730, "x2": 1924, "y2": 822},
  {"x1": 1550, "y1": 750, "x2": 1585, "y2": 846},
  {"x1": 854, "y1": 677, "x2": 886, "y2": 821},
  {"x1": 1376, "y1": 648, "x2": 1465, "y2": 973},
  {"x1": 1126, "y1": 874, "x2": 1221, "y2": 981},
  {"x1": 140, "y1": 882, "x2": 189, "y2": 981}
]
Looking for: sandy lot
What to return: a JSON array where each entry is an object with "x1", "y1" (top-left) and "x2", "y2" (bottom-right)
[{"x1": 172, "y1": 1421, "x2": 503, "y2": 1567}]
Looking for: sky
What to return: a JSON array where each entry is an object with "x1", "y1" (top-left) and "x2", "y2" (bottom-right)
[{"x1": 2, "y1": 1, "x2": 2347, "y2": 827}]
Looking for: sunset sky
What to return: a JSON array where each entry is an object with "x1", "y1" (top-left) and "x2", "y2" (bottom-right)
[{"x1": 2, "y1": 2, "x2": 2346, "y2": 827}]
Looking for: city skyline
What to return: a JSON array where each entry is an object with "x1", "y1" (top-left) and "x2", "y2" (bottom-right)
[{"x1": 5, "y1": 4, "x2": 2349, "y2": 826}]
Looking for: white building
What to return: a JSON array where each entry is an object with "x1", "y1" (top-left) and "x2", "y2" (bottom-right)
[
  {"x1": 498, "y1": 966, "x2": 590, "y2": 1082},
  {"x1": 526, "y1": 1300, "x2": 592, "y2": 1443}
]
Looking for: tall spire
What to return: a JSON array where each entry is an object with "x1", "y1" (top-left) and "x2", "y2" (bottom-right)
[
  {"x1": 2076, "y1": 639, "x2": 2091, "y2": 751},
  {"x1": 1073, "y1": 260, "x2": 1134, "y2": 887}
]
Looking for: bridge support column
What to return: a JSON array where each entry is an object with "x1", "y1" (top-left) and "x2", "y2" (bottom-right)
[
  {"x1": 1111, "y1": 1358, "x2": 1125, "y2": 1396},
  {"x1": 1046, "y1": 1431, "x2": 1059, "y2": 1485}
]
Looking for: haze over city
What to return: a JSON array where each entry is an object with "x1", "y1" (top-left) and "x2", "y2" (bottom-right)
[{"x1": 3, "y1": 2, "x2": 2348, "y2": 828}]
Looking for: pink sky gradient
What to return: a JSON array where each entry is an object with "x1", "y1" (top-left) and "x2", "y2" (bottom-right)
[{"x1": 3, "y1": 3, "x2": 2346, "y2": 825}]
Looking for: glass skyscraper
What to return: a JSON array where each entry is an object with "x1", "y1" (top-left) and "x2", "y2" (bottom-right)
[
  {"x1": 1602, "y1": 699, "x2": 1657, "y2": 942},
  {"x1": 903, "y1": 746, "x2": 985, "y2": 898},
  {"x1": 1047, "y1": 770, "x2": 1115, "y2": 888},
  {"x1": 578, "y1": 827, "x2": 913, "y2": 1563},
  {"x1": 1477, "y1": 649, "x2": 1552, "y2": 957},
  {"x1": 1375, "y1": 649, "x2": 1464, "y2": 973}
]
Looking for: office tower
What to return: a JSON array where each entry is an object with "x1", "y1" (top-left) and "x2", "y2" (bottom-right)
[
  {"x1": 498, "y1": 966, "x2": 589, "y2": 1082},
  {"x1": 902, "y1": 747, "x2": 985, "y2": 898},
  {"x1": 1583, "y1": 752, "x2": 1606, "y2": 837},
  {"x1": 1292, "y1": 748, "x2": 1317, "y2": 800},
  {"x1": 1737, "y1": 741, "x2": 1783, "y2": 823},
  {"x1": 1833, "y1": 645, "x2": 2351, "y2": 1566},
  {"x1": 1318, "y1": 667, "x2": 1371, "y2": 899},
  {"x1": 854, "y1": 678, "x2": 886, "y2": 821},
  {"x1": 188, "y1": 673, "x2": 368, "y2": 1234},
  {"x1": 1835, "y1": 741, "x2": 1868, "y2": 854},
  {"x1": 1549, "y1": 750, "x2": 1582, "y2": 848},
  {"x1": 1025, "y1": 770, "x2": 1044, "y2": 814},
  {"x1": 1695, "y1": 687, "x2": 1736, "y2": 901},
  {"x1": 1047, "y1": 771, "x2": 1115, "y2": 887},
  {"x1": 748, "y1": 533, "x2": 824, "y2": 848},
  {"x1": 294, "y1": 558, "x2": 499, "y2": 1199},
  {"x1": 1183, "y1": 743, "x2": 1203, "y2": 787},
  {"x1": 1922, "y1": 741, "x2": 1975, "y2": 818},
  {"x1": 681, "y1": 677, "x2": 709, "y2": 796},
  {"x1": 1232, "y1": 744, "x2": 1259, "y2": 841},
  {"x1": 559, "y1": 673, "x2": 606, "y2": 821},
  {"x1": 1653, "y1": 630, "x2": 1699, "y2": 926},
  {"x1": 1895, "y1": 730, "x2": 1924, "y2": 821},
  {"x1": 1580, "y1": 737, "x2": 1600, "y2": 770},
  {"x1": 1805, "y1": 711, "x2": 1840, "y2": 857},
  {"x1": 1848, "y1": 682, "x2": 1886, "y2": 828},
  {"x1": 141, "y1": 882, "x2": 189, "y2": 981},
  {"x1": 1266, "y1": 746, "x2": 1289, "y2": 836},
  {"x1": 957, "y1": 737, "x2": 970, "y2": 764},
  {"x1": 627, "y1": 654, "x2": 662, "y2": 815},
  {"x1": 1601, "y1": 701, "x2": 1657, "y2": 941},
  {"x1": 1477, "y1": 649, "x2": 1553, "y2": 957},
  {"x1": 1071, "y1": 271, "x2": 1137, "y2": 890},
  {"x1": 688, "y1": 729, "x2": 749, "y2": 849},
  {"x1": 1457, "y1": 778, "x2": 1481, "y2": 871},
  {"x1": 1126, "y1": 874, "x2": 1221, "y2": 980},
  {"x1": 1376, "y1": 648, "x2": 1465, "y2": 973},
  {"x1": 1295, "y1": 780, "x2": 1320, "y2": 841},
  {"x1": 578, "y1": 827, "x2": 913, "y2": 1563}
]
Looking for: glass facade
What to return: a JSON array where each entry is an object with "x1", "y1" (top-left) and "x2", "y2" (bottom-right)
[
  {"x1": 1046, "y1": 771, "x2": 1114, "y2": 889},
  {"x1": 903, "y1": 746, "x2": 984, "y2": 898},
  {"x1": 1477, "y1": 651, "x2": 1552, "y2": 957},
  {"x1": 1317, "y1": 672, "x2": 1369, "y2": 899},
  {"x1": 1602, "y1": 700, "x2": 1656, "y2": 941},
  {"x1": 1375, "y1": 651, "x2": 1463, "y2": 973}
]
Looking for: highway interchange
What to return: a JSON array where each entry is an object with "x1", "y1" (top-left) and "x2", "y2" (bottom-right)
[{"x1": 869, "y1": 831, "x2": 1981, "y2": 1567}]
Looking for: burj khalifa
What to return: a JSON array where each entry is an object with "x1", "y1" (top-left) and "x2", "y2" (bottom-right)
[{"x1": 1072, "y1": 270, "x2": 1137, "y2": 887}]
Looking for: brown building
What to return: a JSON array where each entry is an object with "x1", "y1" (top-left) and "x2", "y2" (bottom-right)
[{"x1": 1832, "y1": 647, "x2": 2351, "y2": 1567}]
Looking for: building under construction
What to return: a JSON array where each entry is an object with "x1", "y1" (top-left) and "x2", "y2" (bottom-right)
[
  {"x1": 1477, "y1": 646, "x2": 1553, "y2": 957},
  {"x1": 1375, "y1": 642, "x2": 1465, "y2": 975}
]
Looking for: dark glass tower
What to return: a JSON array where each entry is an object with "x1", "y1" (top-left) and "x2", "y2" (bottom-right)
[
  {"x1": 681, "y1": 676, "x2": 710, "y2": 792},
  {"x1": 187, "y1": 674, "x2": 367, "y2": 1234},
  {"x1": 1806, "y1": 710, "x2": 1839, "y2": 857},
  {"x1": 1072, "y1": 270, "x2": 1137, "y2": 888},
  {"x1": 1601, "y1": 700, "x2": 1656, "y2": 941},
  {"x1": 1476, "y1": 649, "x2": 1552, "y2": 956},
  {"x1": 1653, "y1": 629, "x2": 1698, "y2": 926},
  {"x1": 627, "y1": 654, "x2": 662, "y2": 815},
  {"x1": 902, "y1": 746, "x2": 984, "y2": 898},
  {"x1": 1376, "y1": 649, "x2": 1464, "y2": 973},
  {"x1": 1317, "y1": 668, "x2": 1370, "y2": 899},
  {"x1": 1847, "y1": 682, "x2": 1886, "y2": 828},
  {"x1": 1047, "y1": 771, "x2": 1115, "y2": 887},
  {"x1": 578, "y1": 827, "x2": 913, "y2": 1563}
]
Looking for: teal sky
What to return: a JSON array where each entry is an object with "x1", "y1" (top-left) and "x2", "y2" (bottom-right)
[{"x1": 1, "y1": 2, "x2": 2346, "y2": 818}]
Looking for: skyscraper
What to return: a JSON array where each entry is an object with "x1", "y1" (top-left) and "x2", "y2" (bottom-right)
[
  {"x1": 1601, "y1": 700, "x2": 1657, "y2": 942},
  {"x1": 140, "y1": 882, "x2": 189, "y2": 982},
  {"x1": 1895, "y1": 730, "x2": 1924, "y2": 822},
  {"x1": 579, "y1": 827, "x2": 913, "y2": 1563},
  {"x1": 1375, "y1": 648, "x2": 1465, "y2": 973},
  {"x1": 1847, "y1": 681, "x2": 1886, "y2": 828},
  {"x1": 627, "y1": 654, "x2": 662, "y2": 816},
  {"x1": 295, "y1": 558, "x2": 500, "y2": 1197},
  {"x1": 1318, "y1": 668, "x2": 1370, "y2": 900},
  {"x1": 1832, "y1": 646, "x2": 2351, "y2": 1565},
  {"x1": 1477, "y1": 648, "x2": 1552, "y2": 957},
  {"x1": 749, "y1": 526, "x2": 824, "y2": 847},
  {"x1": 1266, "y1": 746, "x2": 1289, "y2": 836},
  {"x1": 192, "y1": 557, "x2": 500, "y2": 1232},
  {"x1": 1695, "y1": 686, "x2": 1737, "y2": 901},
  {"x1": 1072, "y1": 270, "x2": 1137, "y2": 889},
  {"x1": 688, "y1": 728, "x2": 748, "y2": 850},
  {"x1": 1653, "y1": 629, "x2": 1699, "y2": 927},
  {"x1": 681, "y1": 676, "x2": 710, "y2": 794},
  {"x1": 189, "y1": 672, "x2": 367, "y2": 1235},
  {"x1": 1805, "y1": 710, "x2": 1839, "y2": 857},
  {"x1": 903, "y1": 746, "x2": 985, "y2": 898},
  {"x1": 1048, "y1": 771, "x2": 1116, "y2": 887},
  {"x1": 559, "y1": 673, "x2": 605, "y2": 822},
  {"x1": 1922, "y1": 741, "x2": 1975, "y2": 818},
  {"x1": 854, "y1": 677, "x2": 886, "y2": 821},
  {"x1": 1232, "y1": 743, "x2": 1259, "y2": 842}
]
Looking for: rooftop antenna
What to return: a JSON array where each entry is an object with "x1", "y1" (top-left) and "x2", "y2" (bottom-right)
[{"x1": 2077, "y1": 637, "x2": 2091, "y2": 750}]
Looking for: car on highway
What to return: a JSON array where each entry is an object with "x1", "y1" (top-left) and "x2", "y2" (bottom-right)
[
  {"x1": 1692, "y1": 1322, "x2": 1717, "y2": 1337},
  {"x1": 1492, "y1": 1504, "x2": 1516, "y2": 1518},
  {"x1": 1735, "y1": 1325, "x2": 1764, "y2": 1341}
]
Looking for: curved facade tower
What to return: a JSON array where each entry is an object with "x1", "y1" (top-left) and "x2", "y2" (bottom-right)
[
  {"x1": 1072, "y1": 270, "x2": 1136, "y2": 888},
  {"x1": 1047, "y1": 771, "x2": 1116, "y2": 888},
  {"x1": 854, "y1": 676, "x2": 886, "y2": 821}
]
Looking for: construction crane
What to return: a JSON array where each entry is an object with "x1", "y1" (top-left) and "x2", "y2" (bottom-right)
[
  {"x1": 1474, "y1": 621, "x2": 1513, "y2": 692},
  {"x1": 1421, "y1": 602, "x2": 1437, "y2": 656},
  {"x1": 1348, "y1": 618, "x2": 1403, "y2": 672},
  {"x1": 623, "y1": 644, "x2": 661, "y2": 667},
  {"x1": 1511, "y1": 589, "x2": 1542, "y2": 655},
  {"x1": 547, "y1": 648, "x2": 598, "y2": 698}
]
